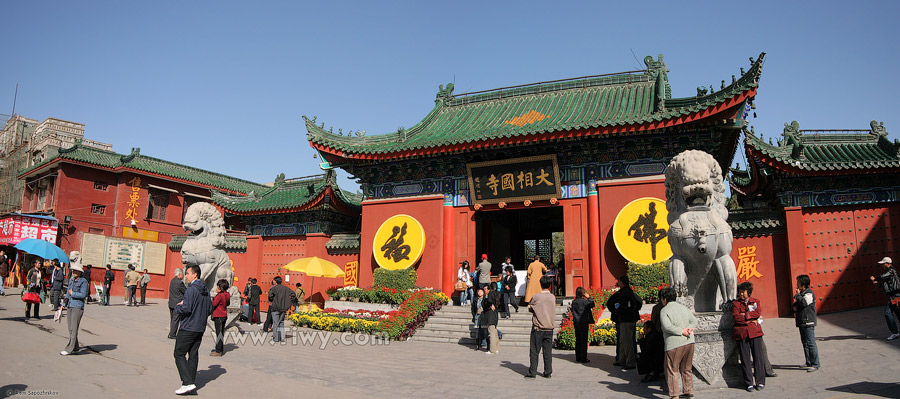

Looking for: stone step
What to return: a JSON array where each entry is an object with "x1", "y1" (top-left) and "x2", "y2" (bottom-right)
[
  {"x1": 414, "y1": 329, "x2": 538, "y2": 343},
  {"x1": 439, "y1": 305, "x2": 568, "y2": 315},
  {"x1": 410, "y1": 304, "x2": 567, "y2": 344},
  {"x1": 426, "y1": 317, "x2": 566, "y2": 325}
]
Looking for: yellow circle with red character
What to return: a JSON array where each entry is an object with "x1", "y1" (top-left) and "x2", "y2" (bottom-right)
[
  {"x1": 612, "y1": 197, "x2": 672, "y2": 265},
  {"x1": 372, "y1": 214, "x2": 425, "y2": 270}
]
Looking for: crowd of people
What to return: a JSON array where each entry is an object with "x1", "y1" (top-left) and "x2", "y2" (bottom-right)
[
  {"x1": 454, "y1": 252, "x2": 900, "y2": 398},
  {"x1": 6, "y1": 249, "x2": 900, "y2": 397}
]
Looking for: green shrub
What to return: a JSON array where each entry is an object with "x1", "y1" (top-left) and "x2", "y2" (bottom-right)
[
  {"x1": 627, "y1": 259, "x2": 670, "y2": 303},
  {"x1": 373, "y1": 267, "x2": 417, "y2": 291}
]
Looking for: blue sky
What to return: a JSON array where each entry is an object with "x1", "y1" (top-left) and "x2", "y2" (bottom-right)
[{"x1": 2, "y1": 1, "x2": 898, "y2": 191}]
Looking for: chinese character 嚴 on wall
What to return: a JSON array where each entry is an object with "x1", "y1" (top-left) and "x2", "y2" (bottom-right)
[{"x1": 737, "y1": 245, "x2": 763, "y2": 280}]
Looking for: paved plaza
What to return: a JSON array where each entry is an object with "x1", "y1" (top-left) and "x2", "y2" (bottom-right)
[{"x1": 1, "y1": 289, "x2": 898, "y2": 398}]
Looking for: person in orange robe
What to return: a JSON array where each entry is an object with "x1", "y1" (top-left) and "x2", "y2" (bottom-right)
[{"x1": 525, "y1": 255, "x2": 547, "y2": 303}]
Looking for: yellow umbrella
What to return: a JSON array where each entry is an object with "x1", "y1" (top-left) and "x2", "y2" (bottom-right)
[
  {"x1": 281, "y1": 257, "x2": 345, "y2": 278},
  {"x1": 281, "y1": 257, "x2": 345, "y2": 309}
]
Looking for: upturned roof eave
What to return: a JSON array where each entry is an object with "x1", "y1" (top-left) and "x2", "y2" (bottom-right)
[
  {"x1": 746, "y1": 145, "x2": 900, "y2": 176},
  {"x1": 215, "y1": 186, "x2": 361, "y2": 216},
  {"x1": 312, "y1": 88, "x2": 756, "y2": 164},
  {"x1": 306, "y1": 53, "x2": 765, "y2": 162}
]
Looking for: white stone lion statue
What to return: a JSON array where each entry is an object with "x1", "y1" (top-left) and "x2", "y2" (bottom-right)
[
  {"x1": 665, "y1": 150, "x2": 737, "y2": 311},
  {"x1": 181, "y1": 202, "x2": 234, "y2": 299}
]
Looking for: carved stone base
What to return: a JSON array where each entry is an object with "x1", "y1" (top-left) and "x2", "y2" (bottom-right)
[{"x1": 691, "y1": 311, "x2": 743, "y2": 389}]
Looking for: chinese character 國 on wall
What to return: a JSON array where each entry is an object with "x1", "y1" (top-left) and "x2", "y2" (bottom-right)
[{"x1": 344, "y1": 261, "x2": 359, "y2": 287}]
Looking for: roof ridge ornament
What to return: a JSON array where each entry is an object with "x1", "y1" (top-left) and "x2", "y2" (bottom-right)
[
  {"x1": 870, "y1": 120, "x2": 887, "y2": 137},
  {"x1": 120, "y1": 147, "x2": 140, "y2": 163},
  {"x1": 59, "y1": 139, "x2": 80, "y2": 154},
  {"x1": 644, "y1": 54, "x2": 670, "y2": 111},
  {"x1": 274, "y1": 173, "x2": 286, "y2": 187},
  {"x1": 435, "y1": 83, "x2": 454, "y2": 106},
  {"x1": 782, "y1": 121, "x2": 804, "y2": 158}
]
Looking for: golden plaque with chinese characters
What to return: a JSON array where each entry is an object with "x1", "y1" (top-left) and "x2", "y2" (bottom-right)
[
  {"x1": 612, "y1": 197, "x2": 672, "y2": 265},
  {"x1": 372, "y1": 215, "x2": 425, "y2": 270}
]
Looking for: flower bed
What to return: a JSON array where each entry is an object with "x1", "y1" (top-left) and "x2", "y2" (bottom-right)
[
  {"x1": 329, "y1": 286, "x2": 411, "y2": 305},
  {"x1": 289, "y1": 289, "x2": 450, "y2": 340},
  {"x1": 380, "y1": 290, "x2": 449, "y2": 340},
  {"x1": 289, "y1": 309, "x2": 384, "y2": 334},
  {"x1": 555, "y1": 287, "x2": 655, "y2": 350}
]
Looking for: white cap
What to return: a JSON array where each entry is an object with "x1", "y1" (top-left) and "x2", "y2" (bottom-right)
[
  {"x1": 70, "y1": 263, "x2": 84, "y2": 272},
  {"x1": 878, "y1": 257, "x2": 892, "y2": 264}
]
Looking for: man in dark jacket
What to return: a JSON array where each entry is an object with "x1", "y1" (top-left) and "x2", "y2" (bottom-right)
[
  {"x1": 102, "y1": 264, "x2": 114, "y2": 306},
  {"x1": 168, "y1": 268, "x2": 186, "y2": 339},
  {"x1": 244, "y1": 278, "x2": 262, "y2": 325},
  {"x1": 49, "y1": 261, "x2": 65, "y2": 311},
  {"x1": 268, "y1": 276, "x2": 296, "y2": 343},
  {"x1": 173, "y1": 265, "x2": 212, "y2": 395},
  {"x1": 606, "y1": 275, "x2": 642, "y2": 370},
  {"x1": 870, "y1": 256, "x2": 900, "y2": 340},
  {"x1": 482, "y1": 283, "x2": 501, "y2": 354},
  {"x1": 792, "y1": 274, "x2": 819, "y2": 372},
  {"x1": 571, "y1": 287, "x2": 594, "y2": 363}
]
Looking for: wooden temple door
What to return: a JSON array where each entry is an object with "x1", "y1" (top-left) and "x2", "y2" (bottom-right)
[
  {"x1": 852, "y1": 206, "x2": 900, "y2": 308},
  {"x1": 802, "y1": 208, "x2": 862, "y2": 313},
  {"x1": 803, "y1": 205, "x2": 899, "y2": 313}
]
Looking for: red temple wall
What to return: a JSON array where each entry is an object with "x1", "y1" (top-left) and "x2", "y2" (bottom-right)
[
  {"x1": 595, "y1": 176, "x2": 667, "y2": 288},
  {"x1": 731, "y1": 234, "x2": 790, "y2": 318},
  {"x1": 28, "y1": 164, "x2": 233, "y2": 300},
  {"x1": 562, "y1": 197, "x2": 589, "y2": 296},
  {"x1": 359, "y1": 195, "x2": 445, "y2": 290}
]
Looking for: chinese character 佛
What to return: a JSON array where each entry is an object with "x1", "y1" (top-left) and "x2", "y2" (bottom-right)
[
  {"x1": 380, "y1": 222, "x2": 412, "y2": 263},
  {"x1": 627, "y1": 202, "x2": 668, "y2": 260}
]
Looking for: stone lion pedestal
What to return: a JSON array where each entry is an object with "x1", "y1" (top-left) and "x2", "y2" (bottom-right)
[{"x1": 691, "y1": 308, "x2": 743, "y2": 389}]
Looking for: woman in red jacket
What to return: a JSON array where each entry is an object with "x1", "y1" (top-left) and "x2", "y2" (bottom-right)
[
  {"x1": 732, "y1": 282, "x2": 765, "y2": 392},
  {"x1": 210, "y1": 279, "x2": 231, "y2": 357}
]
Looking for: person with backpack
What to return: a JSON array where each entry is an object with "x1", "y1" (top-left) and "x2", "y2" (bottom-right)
[
  {"x1": 102, "y1": 264, "x2": 114, "y2": 306},
  {"x1": 870, "y1": 257, "x2": 900, "y2": 340}
]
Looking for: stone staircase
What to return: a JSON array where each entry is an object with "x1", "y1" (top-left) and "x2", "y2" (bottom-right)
[{"x1": 412, "y1": 304, "x2": 568, "y2": 347}]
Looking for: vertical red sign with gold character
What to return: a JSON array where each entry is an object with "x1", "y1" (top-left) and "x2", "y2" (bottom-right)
[
  {"x1": 344, "y1": 261, "x2": 359, "y2": 287},
  {"x1": 125, "y1": 177, "x2": 141, "y2": 222},
  {"x1": 737, "y1": 245, "x2": 763, "y2": 280}
]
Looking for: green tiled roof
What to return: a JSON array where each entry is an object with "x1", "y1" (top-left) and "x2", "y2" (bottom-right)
[
  {"x1": 168, "y1": 233, "x2": 248, "y2": 251},
  {"x1": 307, "y1": 53, "x2": 764, "y2": 158},
  {"x1": 745, "y1": 120, "x2": 900, "y2": 173},
  {"x1": 728, "y1": 209, "x2": 785, "y2": 237},
  {"x1": 212, "y1": 170, "x2": 362, "y2": 214},
  {"x1": 20, "y1": 144, "x2": 265, "y2": 194},
  {"x1": 325, "y1": 233, "x2": 360, "y2": 254}
]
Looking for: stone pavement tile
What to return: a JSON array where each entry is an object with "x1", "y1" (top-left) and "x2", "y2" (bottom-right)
[{"x1": 3, "y1": 290, "x2": 900, "y2": 398}]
